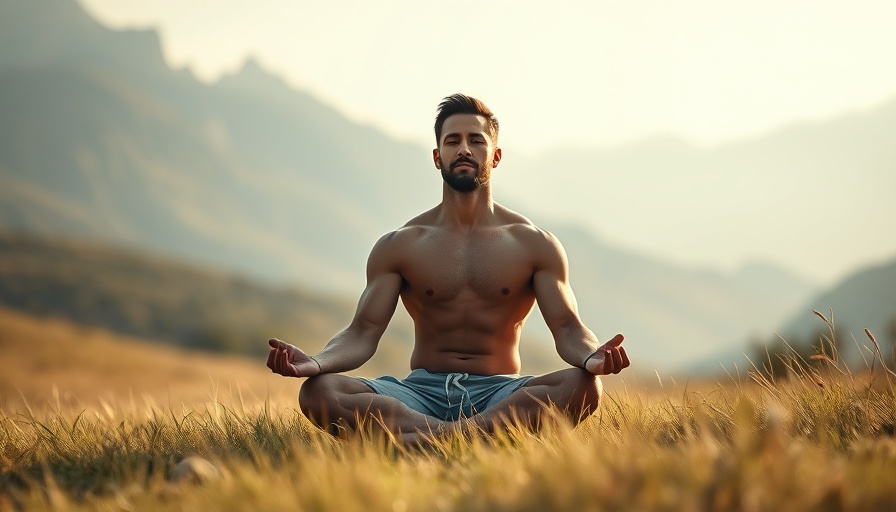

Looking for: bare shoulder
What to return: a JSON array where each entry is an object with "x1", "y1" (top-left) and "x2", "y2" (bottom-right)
[
  {"x1": 400, "y1": 205, "x2": 440, "y2": 231},
  {"x1": 495, "y1": 204, "x2": 565, "y2": 253},
  {"x1": 367, "y1": 208, "x2": 438, "y2": 264}
]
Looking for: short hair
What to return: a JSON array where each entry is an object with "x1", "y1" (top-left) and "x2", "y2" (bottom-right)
[{"x1": 434, "y1": 93, "x2": 499, "y2": 145}]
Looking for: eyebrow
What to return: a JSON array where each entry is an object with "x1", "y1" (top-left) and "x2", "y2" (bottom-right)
[{"x1": 442, "y1": 131, "x2": 488, "y2": 141}]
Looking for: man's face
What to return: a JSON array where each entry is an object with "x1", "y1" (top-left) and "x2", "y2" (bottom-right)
[{"x1": 433, "y1": 114, "x2": 501, "y2": 193}]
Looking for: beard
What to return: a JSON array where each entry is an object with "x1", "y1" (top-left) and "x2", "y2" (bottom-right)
[{"x1": 440, "y1": 156, "x2": 491, "y2": 193}]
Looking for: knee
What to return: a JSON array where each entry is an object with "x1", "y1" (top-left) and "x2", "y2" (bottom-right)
[
  {"x1": 559, "y1": 369, "x2": 602, "y2": 421},
  {"x1": 298, "y1": 374, "x2": 339, "y2": 422},
  {"x1": 573, "y1": 369, "x2": 603, "y2": 411}
]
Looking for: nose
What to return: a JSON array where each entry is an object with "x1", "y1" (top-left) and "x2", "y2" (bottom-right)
[{"x1": 457, "y1": 139, "x2": 473, "y2": 156}]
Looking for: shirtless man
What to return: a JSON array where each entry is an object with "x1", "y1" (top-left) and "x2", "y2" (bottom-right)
[{"x1": 266, "y1": 94, "x2": 630, "y2": 440}]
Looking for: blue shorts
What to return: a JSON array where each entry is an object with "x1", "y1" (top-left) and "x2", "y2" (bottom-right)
[{"x1": 358, "y1": 369, "x2": 534, "y2": 421}]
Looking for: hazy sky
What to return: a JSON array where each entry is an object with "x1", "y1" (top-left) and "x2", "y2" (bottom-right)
[
  {"x1": 77, "y1": 0, "x2": 896, "y2": 284},
  {"x1": 79, "y1": 0, "x2": 896, "y2": 151}
]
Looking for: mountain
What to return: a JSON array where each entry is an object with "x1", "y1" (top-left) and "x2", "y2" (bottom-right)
[
  {"x1": 0, "y1": 230, "x2": 357, "y2": 353},
  {"x1": 500, "y1": 80, "x2": 896, "y2": 372},
  {"x1": 0, "y1": 231, "x2": 564, "y2": 378},
  {"x1": 505, "y1": 96, "x2": 896, "y2": 286},
  {"x1": 0, "y1": 0, "x2": 434, "y2": 293},
  {"x1": 0, "y1": 0, "x2": 824, "y2": 373},
  {"x1": 776, "y1": 257, "x2": 896, "y2": 362},
  {"x1": 0, "y1": 0, "x2": 169, "y2": 76},
  {"x1": 0, "y1": 231, "x2": 425, "y2": 376},
  {"x1": 520, "y1": 223, "x2": 818, "y2": 372}
]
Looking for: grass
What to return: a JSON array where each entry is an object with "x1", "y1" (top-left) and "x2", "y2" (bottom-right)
[
  {"x1": 2, "y1": 309, "x2": 896, "y2": 511},
  {"x1": 0, "y1": 307, "x2": 297, "y2": 412},
  {"x1": 3, "y1": 374, "x2": 895, "y2": 511}
]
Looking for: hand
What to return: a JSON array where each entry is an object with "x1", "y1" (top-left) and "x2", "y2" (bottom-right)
[
  {"x1": 266, "y1": 338, "x2": 321, "y2": 378},
  {"x1": 584, "y1": 334, "x2": 630, "y2": 375}
]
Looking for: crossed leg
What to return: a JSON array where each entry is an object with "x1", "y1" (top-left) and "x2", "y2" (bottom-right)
[
  {"x1": 298, "y1": 373, "x2": 449, "y2": 438},
  {"x1": 469, "y1": 367, "x2": 603, "y2": 432},
  {"x1": 298, "y1": 368, "x2": 602, "y2": 442}
]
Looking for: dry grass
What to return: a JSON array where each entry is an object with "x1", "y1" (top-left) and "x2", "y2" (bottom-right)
[
  {"x1": 0, "y1": 307, "x2": 295, "y2": 413},
  {"x1": 2, "y1": 308, "x2": 896, "y2": 511}
]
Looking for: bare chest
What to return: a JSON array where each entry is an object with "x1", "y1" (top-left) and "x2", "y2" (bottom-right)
[{"x1": 399, "y1": 229, "x2": 535, "y2": 300}]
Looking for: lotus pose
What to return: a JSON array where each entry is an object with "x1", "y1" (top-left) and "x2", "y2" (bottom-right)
[{"x1": 267, "y1": 94, "x2": 630, "y2": 442}]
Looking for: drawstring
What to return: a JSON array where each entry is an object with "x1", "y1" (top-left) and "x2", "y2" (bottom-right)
[{"x1": 444, "y1": 372, "x2": 469, "y2": 419}]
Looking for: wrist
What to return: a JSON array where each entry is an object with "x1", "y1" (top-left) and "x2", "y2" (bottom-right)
[
  {"x1": 309, "y1": 355, "x2": 323, "y2": 374},
  {"x1": 582, "y1": 351, "x2": 599, "y2": 370}
]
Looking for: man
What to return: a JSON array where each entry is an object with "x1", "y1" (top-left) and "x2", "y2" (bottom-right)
[{"x1": 267, "y1": 94, "x2": 630, "y2": 442}]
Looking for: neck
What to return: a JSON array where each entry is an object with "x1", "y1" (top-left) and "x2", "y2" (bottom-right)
[{"x1": 439, "y1": 183, "x2": 495, "y2": 227}]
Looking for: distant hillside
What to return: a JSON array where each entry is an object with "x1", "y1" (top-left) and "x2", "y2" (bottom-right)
[
  {"x1": 507, "y1": 95, "x2": 896, "y2": 285},
  {"x1": 776, "y1": 257, "x2": 896, "y2": 362},
  {"x1": 0, "y1": 306, "x2": 296, "y2": 411},
  {"x1": 689, "y1": 256, "x2": 896, "y2": 374},
  {"x1": 527, "y1": 223, "x2": 818, "y2": 372},
  {"x1": 0, "y1": 231, "x2": 416, "y2": 358},
  {"x1": 0, "y1": 232, "x2": 568, "y2": 377}
]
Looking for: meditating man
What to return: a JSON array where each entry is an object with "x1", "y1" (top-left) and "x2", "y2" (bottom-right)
[{"x1": 266, "y1": 93, "x2": 630, "y2": 442}]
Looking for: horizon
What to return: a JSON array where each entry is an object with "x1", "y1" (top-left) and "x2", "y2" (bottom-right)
[
  {"x1": 4, "y1": 0, "x2": 891, "y2": 287},
  {"x1": 73, "y1": 0, "x2": 896, "y2": 286},
  {"x1": 77, "y1": 0, "x2": 896, "y2": 154}
]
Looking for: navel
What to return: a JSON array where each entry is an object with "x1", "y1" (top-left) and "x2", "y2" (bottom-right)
[{"x1": 501, "y1": 287, "x2": 510, "y2": 295}]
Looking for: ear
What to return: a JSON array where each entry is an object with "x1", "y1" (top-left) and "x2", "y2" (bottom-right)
[
  {"x1": 491, "y1": 147, "x2": 502, "y2": 168},
  {"x1": 433, "y1": 148, "x2": 441, "y2": 169}
]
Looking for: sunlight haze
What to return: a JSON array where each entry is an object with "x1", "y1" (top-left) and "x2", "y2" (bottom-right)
[
  {"x1": 78, "y1": 0, "x2": 896, "y2": 150},
  {"x1": 76, "y1": 0, "x2": 896, "y2": 285}
]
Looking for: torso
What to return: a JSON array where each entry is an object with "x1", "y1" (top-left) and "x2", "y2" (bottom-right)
[{"x1": 389, "y1": 205, "x2": 544, "y2": 375}]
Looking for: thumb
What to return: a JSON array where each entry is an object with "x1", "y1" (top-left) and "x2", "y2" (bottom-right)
[{"x1": 604, "y1": 334, "x2": 624, "y2": 348}]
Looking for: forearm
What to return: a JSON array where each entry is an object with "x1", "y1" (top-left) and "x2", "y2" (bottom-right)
[
  {"x1": 553, "y1": 322, "x2": 600, "y2": 369},
  {"x1": 311, "y1": 325, "x2": 379, "y2": 374}
]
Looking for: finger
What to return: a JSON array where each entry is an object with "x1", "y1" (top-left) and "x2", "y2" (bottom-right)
[
  {"x1": 266, "y1": 349, "x2": 277, "y2": 371},
  {"x1": 603, "y1": 349, "x2": 616, "y2": 374},
  {"x1": 280, "y1": 349, "x2": 298, "y2": 377},
  {"x1": 591, "y1": 349, "x2": 608, "y2": 375},
  {"x1": 275, "y1": 348, "x2": 289, "y2": 375},
  {"x1": 603, "y1": 334, "x2": 624, "y2": 349},
  {"x1": 272, "y1": 348, "x2": 283, "y2": 373},
  {"x1": 268, "y1": 338, "x2": 283, "y2": 350},
  {"x1": 619, "y1": 347, "x2": 631, "y2": 369},
  {"x1": 611, "y1": 347, "x2": 624, "y2": 374}
]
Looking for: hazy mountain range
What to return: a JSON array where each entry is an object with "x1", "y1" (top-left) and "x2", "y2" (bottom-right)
[
  {"x1": 778, "y1": 258, "x2": 896, "y2": 361},
  {"x1": 505, "y1": 90, "x2": 896, "y2": 289},
  {"x1": 2, "y1": 0, "x2": 893, "y2": 373},
  {"x1": 0, "y1": 231, "x2": 422, "y2": 379}
]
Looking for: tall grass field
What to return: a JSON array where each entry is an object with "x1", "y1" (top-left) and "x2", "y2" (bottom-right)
[{"x1": 2, "y1": 308, "x2": 895, "y2": 511}]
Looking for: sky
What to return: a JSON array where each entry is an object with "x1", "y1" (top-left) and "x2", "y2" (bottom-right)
[{"x1": 77, "y1": 0, "x2": 896, "y2": 284}]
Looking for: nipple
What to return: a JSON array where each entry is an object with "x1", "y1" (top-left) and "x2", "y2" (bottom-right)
[
  {"x1": 501, "y1": 288, "x2": 510, "y2": 295},
  {"x1": 426, "y1": 289, "x2": 434, "y2": 296}
]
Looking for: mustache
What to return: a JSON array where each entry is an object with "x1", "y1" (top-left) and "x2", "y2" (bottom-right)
[{"x1": 450, "y1": 157, "x2": 478, "y2": 169}]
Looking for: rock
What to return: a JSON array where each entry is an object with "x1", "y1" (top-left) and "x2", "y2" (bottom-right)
[{"x1": 169, "y1": 456, "x2": 223, "y2": 485}]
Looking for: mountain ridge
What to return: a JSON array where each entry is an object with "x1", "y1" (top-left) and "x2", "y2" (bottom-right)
[
  {"x1": 778, "y1": 258, "x2": 896, "y2": 357},
  {"x1": 0, "y1": 0, "x2": 840, "y2": 372},
  {"x1": 507, "y1": 88, "x2": 896, "y2": 287}
]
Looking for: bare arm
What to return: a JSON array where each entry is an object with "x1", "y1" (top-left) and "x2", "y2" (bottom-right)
[
  {"x1": 267, "y1": 232, "x2": 402, "y2": 377},
  {"x1": 533, "y1": 231, "x2": 630, "y2": 375}
]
